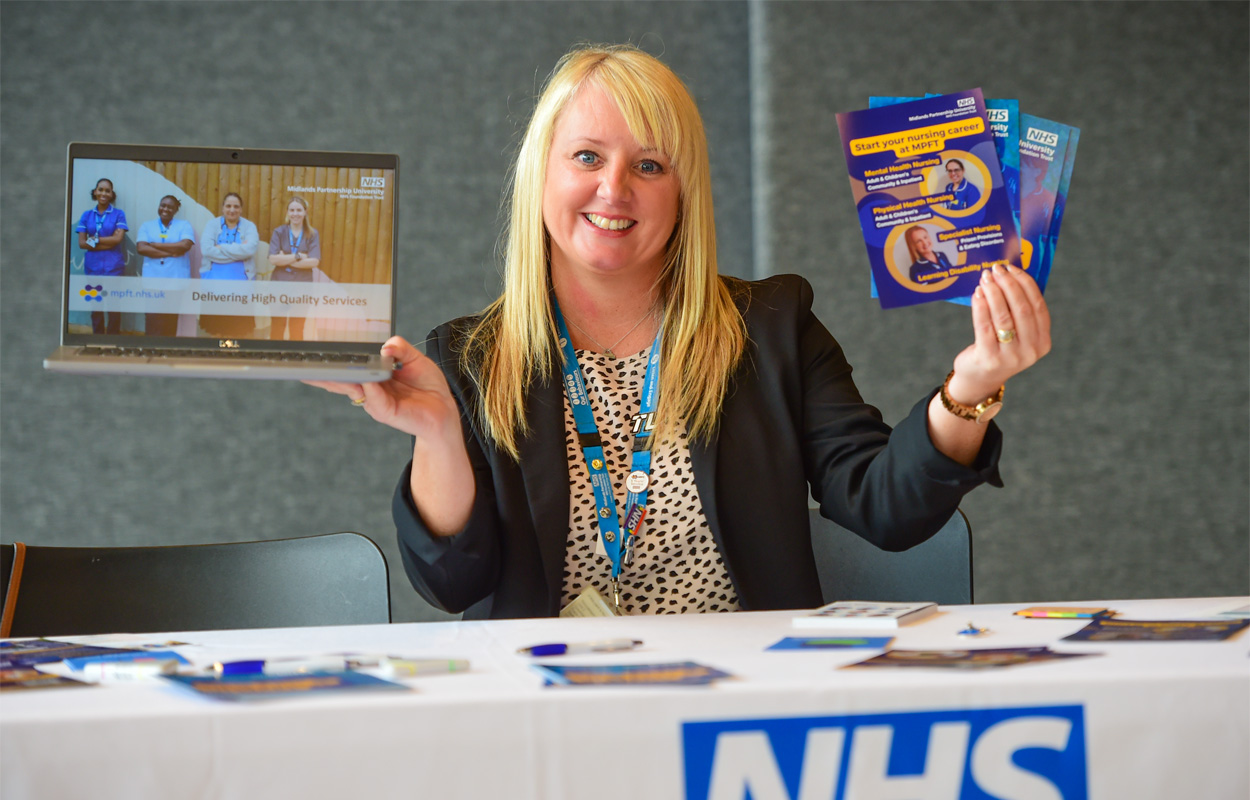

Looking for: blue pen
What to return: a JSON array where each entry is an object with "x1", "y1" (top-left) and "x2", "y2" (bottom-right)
[
  {"x1": 518, "y1": 639, "x2": 642, "y2": 657},
  {"x1": 213, "y1": 656, "x2": 358, "y2": 676}
]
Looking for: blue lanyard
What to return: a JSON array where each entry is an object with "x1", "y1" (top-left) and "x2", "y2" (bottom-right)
[
  {"x1": 93, "y1": 207, "x2": 111, "y2": 235},
  {"x1": 288, "y1": 229, "x2": 303, "y2": 254},
  {"x1": 218, "y1": 218, "x2": 240, "y2": 244},
  {"x1": 552, "y1": 299, "x2": 661, "y2": 606},
  {"x1": 157, "y1": 220, "x2": 171, "y2": 240}
]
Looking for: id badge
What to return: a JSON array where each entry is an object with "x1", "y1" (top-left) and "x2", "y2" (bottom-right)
[
  {"x1": 86, "y1": 235, "x2": 99, "y2": 248},
  {"x1": 560, "y1": 586, "x2": 617, "y2": 618}
]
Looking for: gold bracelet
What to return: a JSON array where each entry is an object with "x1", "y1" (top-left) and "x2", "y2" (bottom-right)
[{"x1": 939, "y1": 370, "x2": 1004, "y2": 424}]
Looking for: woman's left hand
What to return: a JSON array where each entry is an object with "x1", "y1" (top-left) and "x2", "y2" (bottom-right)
[{"x1": 946, "y1": 263, "x2": 1051, "y2": 403}]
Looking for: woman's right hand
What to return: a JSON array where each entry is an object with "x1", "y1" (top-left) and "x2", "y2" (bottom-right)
[
  {"x1": 304, "y1": 335, "x2": 461, "y2": 440},
  {"x1": 306, "y1": 335, "x2": 476, "y2": 536}
]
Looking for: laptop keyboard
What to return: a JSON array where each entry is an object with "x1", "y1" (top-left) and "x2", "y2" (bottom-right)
[{"x1": 78, "y1": 347, "x2": 370, "y2": 364}]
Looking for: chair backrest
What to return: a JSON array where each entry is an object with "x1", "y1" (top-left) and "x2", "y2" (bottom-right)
[
  {"x1": 808, "y1": 509, "x2": 973, "y2": 605},
  {"x1": 1, "y1": 532, "x2": 390, "y2": 638}
]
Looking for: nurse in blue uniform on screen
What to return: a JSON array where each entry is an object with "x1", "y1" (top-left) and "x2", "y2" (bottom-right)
[
  {"x1": 198, "y1": 192, "x2": 259, "y2": 338},
  {"x1": 75, "y1": 178, "x2": 129, "y2": 334},
  {"x1": 200, "y1": 193, "x2": 258, "y2": 281},
  {"x1": 136, "y1": 195, "x2": 196, "y2": 337},
  {"x1": 943, "y1": 159, "x2": 980, "y2": 211}
]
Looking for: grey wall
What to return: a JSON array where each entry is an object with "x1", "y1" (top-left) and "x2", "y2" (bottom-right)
[{"x1": 1, "y1": 1, "x2": 1245, "y2": 622}]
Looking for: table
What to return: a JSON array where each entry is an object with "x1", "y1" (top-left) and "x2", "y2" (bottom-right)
[{"x1": 2, "y1": 597, "x2": 1246, "y2": 799}]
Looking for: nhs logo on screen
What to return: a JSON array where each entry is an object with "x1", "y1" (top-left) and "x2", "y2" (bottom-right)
[
  {"x1": 361, "y1": 176, "x2": 386, "y2": 188},
  {"x1": 683, "y1": 705, "x2": 1087, "y2": 800}
]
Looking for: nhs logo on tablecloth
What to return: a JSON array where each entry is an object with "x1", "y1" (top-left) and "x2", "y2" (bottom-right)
[{"x1": 683, "y1": 705, "x2": 1087, "y2": 800}]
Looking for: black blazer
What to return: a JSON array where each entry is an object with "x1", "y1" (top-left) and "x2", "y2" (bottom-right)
[{"x1": 393, "y1": 274, "x2": 1001, "y2": 619}]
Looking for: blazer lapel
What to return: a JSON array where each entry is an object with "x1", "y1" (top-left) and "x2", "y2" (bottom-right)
[{"x1": 516, "y1": 369, "x2": 571, "y2": 611}]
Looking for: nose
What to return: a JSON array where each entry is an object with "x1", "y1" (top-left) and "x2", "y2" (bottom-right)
[{"x1": 597, "y1": 162, "x2": 632, "y2": 204}]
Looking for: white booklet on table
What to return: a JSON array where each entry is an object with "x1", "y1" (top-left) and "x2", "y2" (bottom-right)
[{"x1": 792, "y1": 601, "x2": 938, "y2": 629}]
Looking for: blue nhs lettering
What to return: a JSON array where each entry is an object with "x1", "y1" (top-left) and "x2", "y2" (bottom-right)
[{"x1": 683, "y1": 705, "x2": 1086, "y2": 800}]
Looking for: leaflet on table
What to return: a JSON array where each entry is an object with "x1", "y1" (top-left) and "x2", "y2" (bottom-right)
[
  {"x1": 1037, "y1": 123, "x2": 1080, "y2": 293},
  {"x1": 531, "y1": 661, "x2": 733, "y2": 687},
  {"x1": 766, "y1": 636, "x2": 894, "y2": 651},
  {"x1": 867, "y1": 96, "x2": 1021, "y2": 306},
  {"x1": 836, "y1": 88, "x2": 1021, "y2": 309},
  {"x1": 1018, "y1": 114, "x2": 1073, "y2": 292},
  {"x1": 63, "y1": 649, "x2": 190, "y2": 671},
  {"x1": 0, "y1": 639, "x2": 142, "y2": 670},
  {"x1": 842, "y1": 646, "x2": 1098, "y2": 670},
  {"x1": 0, "y1": 668, "x2": 92, "y2": 692},
  {"x1": 1061, "y1": 617, "x2": 1250, "y2": 642},
  {"x1": 163, "y1": 670, "x2": 411, "y2": 702}
]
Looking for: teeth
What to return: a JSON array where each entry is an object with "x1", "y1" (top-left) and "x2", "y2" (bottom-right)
[{"x1": 586, "y1": 213, "x2": 635, "y2": 231}]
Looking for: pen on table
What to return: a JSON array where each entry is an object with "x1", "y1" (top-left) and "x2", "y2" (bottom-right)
[
  {"x1": 517, "y1": 639, "x2": 643, "y2": 657},
  {"x1": 214, "y1": 657, "x2": 354, "y2": 676},
  {"x1": 213, "y1": 656, "x2": 470, "y2": 677}
]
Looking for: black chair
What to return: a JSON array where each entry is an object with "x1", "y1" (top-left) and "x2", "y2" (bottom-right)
[
  {"x1": 809, "y1": 508, "x2": 973, "y2": 605},
  {"x1": 1, "y1": 532, "x2": 391, "y2": 638}
]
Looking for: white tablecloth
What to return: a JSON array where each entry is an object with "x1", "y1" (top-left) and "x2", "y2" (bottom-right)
[{"x1": 3, "y1": 597, "x2": 1247, "y2": 799}]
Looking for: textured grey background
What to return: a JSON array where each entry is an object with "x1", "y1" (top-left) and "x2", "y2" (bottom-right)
[{"x1": 1, "y1": 1, "x2": 1245, "y2": 623}]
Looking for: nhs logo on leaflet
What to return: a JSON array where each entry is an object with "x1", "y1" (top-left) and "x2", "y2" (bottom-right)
[{"x1": 683, "y1": 705, "x2": 1087, "y2": 800}]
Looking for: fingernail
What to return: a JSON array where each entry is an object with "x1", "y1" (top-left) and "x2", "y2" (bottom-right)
[
  {"x1": 981, "y1": 269, "x2": 991, "y2": 283},
  {"x1": 993, "y1": 263, "x2": 1007, "y2": 275}
]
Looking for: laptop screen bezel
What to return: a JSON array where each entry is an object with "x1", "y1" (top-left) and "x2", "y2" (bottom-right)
[{"x1": 60, "y1": 142, "x2": 399, "y2": 353}]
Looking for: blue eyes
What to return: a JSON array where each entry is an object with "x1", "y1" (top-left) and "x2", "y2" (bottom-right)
[{"x1": 573, "y1": 151, "x2": 665, "y2": 175}]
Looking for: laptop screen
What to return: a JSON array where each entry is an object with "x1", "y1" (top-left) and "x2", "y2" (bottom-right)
[{"x1": 63, "y1": 143, "x2": 397, "y2": 349}]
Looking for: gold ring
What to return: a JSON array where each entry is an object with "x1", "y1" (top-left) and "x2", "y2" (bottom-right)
[
  {"x1": 996, "y1": 328, "x2": 1017, "y2": 344},
  {"x1": 351, "y1": 396, "x2": 367, "y2": 406}
]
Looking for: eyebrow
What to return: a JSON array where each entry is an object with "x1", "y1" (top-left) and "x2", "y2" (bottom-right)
[{"x1": 566, "y1": 136, "x2": 663, "y2": 155}]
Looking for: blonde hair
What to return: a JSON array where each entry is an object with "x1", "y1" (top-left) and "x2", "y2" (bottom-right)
[
  {"x1": 904, "y1": 225, "x2": 929, "y2": 263},
  {"x1": 462, "y1": 43, "x2": 746, "y2": 459},
  {"x1": 285, "y1": 196, "x2": 311, "y2": 228}
]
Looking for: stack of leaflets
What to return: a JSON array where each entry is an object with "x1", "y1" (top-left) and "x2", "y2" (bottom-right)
[
  {"x1": 792, "y1": 601, "x2": 938, "y2": 629},
  {"x1": 838, "y1": 90, "x2": 1078, "y2": 308},
  {"x1": 164, "y1": 671, "x2": 411, "y2": 702},
  {"x1": 1062, "y1": 618, "x2": 1249, "y2": 642},
  {"x1": 532, "y1": 661, "x2": 732, "y2": 687},
  {"x1": 843, "y1": 646, "x2": 1096, "y2": 670}
]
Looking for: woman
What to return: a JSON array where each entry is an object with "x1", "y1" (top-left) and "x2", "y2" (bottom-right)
[
  {"x1": 267, "y1": 196, "x2": 321, "y2": 341},
  {"x1": 75, "y1": 178, "x2": 129, "y2": 334},
  {"x1": 310, "y1": 45, "x2": 1050, "y2": 619},
  {"x1": 943, "y1": 158, "x2": 981, "y2": 211},
  {"x1": 904, "y1": 225, "x2": 954, "y2": 284},
  {"x1": 199, "y1": 192, "x2": 259, "y2": 338},
  {"x1": 135, "y1": 195, "x2": 196, "y2": 337}
]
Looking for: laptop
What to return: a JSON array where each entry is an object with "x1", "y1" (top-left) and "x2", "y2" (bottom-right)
[{"x1": 45, "y1": 142, "x2": 399, "y2": 381}]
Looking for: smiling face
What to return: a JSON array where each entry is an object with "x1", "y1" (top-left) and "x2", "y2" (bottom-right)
[
  {"x1": 541, "y1": 85, "x2": 679, "y2": 286},
  {"x1": 286, "y1": 199, "x2": 307, "y2": 228},
  {"x1": 945, "y1": 161, "x2": 965, "y2": 187},
  {"x1": 157, "y1": 196, "x2": 179, "y2": 225},
  {"x1": 93, "y1": 180, "x2": 115, "y2": 208},
  {"x1": 221, "y1": 194, "x2": 243, "y2": 224},
  {"x1": 908, "y1": 227, "x2": 936, "y2": 260}
]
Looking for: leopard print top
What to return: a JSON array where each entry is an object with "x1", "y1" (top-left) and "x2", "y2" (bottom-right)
[{"x1": 559, "y1": 346, "x2": 740, "y2": 614}]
